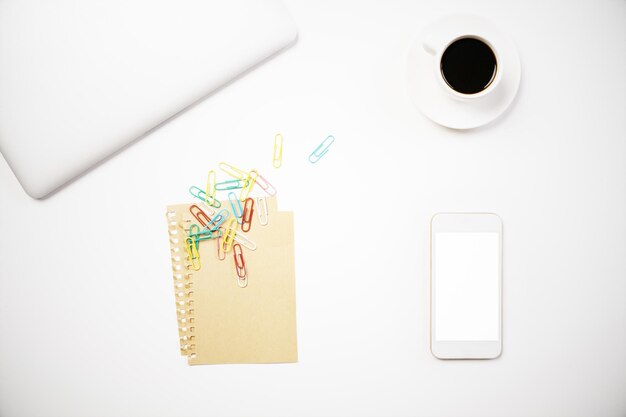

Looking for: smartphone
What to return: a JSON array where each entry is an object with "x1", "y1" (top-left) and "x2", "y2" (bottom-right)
[{"x1": 430, "y1": 213, "x2": 502, "y2": 359}]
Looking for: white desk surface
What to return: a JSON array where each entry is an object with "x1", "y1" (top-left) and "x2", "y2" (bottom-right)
[{"x1": 1, "y1": 1, "x2": 625, "y2": 416}]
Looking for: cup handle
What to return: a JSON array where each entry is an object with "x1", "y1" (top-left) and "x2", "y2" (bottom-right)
[{"x1": 423, "y1": 36, "x2": 437, "y2": 55}]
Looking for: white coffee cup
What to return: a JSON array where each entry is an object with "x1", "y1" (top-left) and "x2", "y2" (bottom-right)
[{"x1": 423, "y1": 35, "x2": 502, "y2": 101}]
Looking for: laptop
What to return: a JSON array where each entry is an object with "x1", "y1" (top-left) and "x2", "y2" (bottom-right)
[{"x1": 0, "y1": 0, "x2": 297, "y2": 198}]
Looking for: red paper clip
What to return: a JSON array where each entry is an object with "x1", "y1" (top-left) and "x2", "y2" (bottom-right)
[
  {"x1": 241, "y1": 198, "x2": 254, "y2": 232},
  {"x1": 189, "y1": 204, "x2": 212, "y2": 228},
  {"x1": 233, "y1": 243, "x2": 247, "y2": 279},
  {"x1": 216, "y1": 236, "x2": 226, "y2": 261}
]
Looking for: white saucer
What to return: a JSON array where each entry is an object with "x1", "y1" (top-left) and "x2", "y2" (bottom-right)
[{"x1": 407, "y1": 14, "x2": 521, "y2": 130}]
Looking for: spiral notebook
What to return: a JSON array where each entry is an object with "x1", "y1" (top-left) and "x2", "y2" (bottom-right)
[{"x1": 165, "y1": 196, "x2": 297, "y2": 365}]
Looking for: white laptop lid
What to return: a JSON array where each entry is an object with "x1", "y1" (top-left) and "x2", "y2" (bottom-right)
[{"x1": 0, "y1": 0, "x2": 296, "y2": 198}]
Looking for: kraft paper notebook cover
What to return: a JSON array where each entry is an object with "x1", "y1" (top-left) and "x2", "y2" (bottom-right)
[{"x1": 165, "y1": 196, "x2": 297, "y2": 365}]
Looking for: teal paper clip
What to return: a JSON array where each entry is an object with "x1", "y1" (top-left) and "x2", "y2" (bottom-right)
[
  {"x1": 228, "y1": 192, "x2": 244, "y2": 224},
  {"x1": 207, "y1": 209, "x2": 229, "y2": 231},
  {"x1": 215, "y1": 179, "x2": 247, "y2": 191},
  {"x1": 308, "y1": 135, "x2": 335, "y2": 163},
  {"x1": 189, "y1": 185, "x2": 221, "y2": 208},
  {"x1": 188, "y1": 223, "x2": 221, "y2": 249}
]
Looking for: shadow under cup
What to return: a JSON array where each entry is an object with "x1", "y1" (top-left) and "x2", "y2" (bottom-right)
[{"x1": 440, "y1": 37, "x2": 497, "y2": 95}]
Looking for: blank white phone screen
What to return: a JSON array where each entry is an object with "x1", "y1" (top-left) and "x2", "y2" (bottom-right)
[{"x1": 434, "y1": 232, "x2": 499, "y2": 341}]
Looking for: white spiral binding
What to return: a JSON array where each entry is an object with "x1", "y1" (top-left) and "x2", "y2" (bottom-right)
[{"x1": 167, "y1": 210, "x2": 196, "y2": 359}]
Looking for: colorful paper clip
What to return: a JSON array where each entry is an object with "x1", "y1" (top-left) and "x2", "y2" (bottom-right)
[
  {"x1": 189, "y1": 204, "x2": 212, "y2": 228},
  {"x1": 198, "y1": 201, "x2": 217, "y2": 217},
  {"x1": 222, "y1": 218, "x2": 238, "y2": 253},
  {"x1": 189, "y1": 185, "x2": 221, "y2": 208},
  {"x1": 241, "y1": 198, "x2": 254, "y2": 232},
  {"x1": 207, "y1": 209, "x2": 229, "y2": 231},
  {"x1": 233, "y1": 243, "x2": 248, "y2": 287},
  {"x1": 185, "y1": 237, "x2": 201, "y2": 271},
  {"x1": 273, "y1": 134, "x2": 283, "y2": 168},
  {"x1": 308, "y1": 135, "x2": 335, "y2": 163},
  {"x1": 206, "y1": 170, "x2": 216, "y2": 201},
  {"x1": 188, "y1": 224, "x2": 221, "y2": 249},
  {"x1": 215, "y1": 179, "x2": 247, "y2": 191},
  {"x1": 219, "y1": 162, "x2": 247, "y2": 180},
  {"x1": 228, "y1": 192, "x2": 244, "y2": 224},
  {"x1": 257, "y1": 196, "x2": 269, "y2": 226},
  {"x1": 239, "y1": 170, "x2": 258, "y2": 202},
  {"x1": 255, "y1": 174, "x2": 277, "y2": 196},
  {"x1": 216, "y1": 236, "x2": 226, "y2": 261},
  {"x1": 233, "y1": 231, "x2": 257, "y2": 251}
]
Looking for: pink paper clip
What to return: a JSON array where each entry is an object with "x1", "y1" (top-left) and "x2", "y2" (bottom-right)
[{"x1": 255, "y1": 174, "x2": 277, "y2": 196}]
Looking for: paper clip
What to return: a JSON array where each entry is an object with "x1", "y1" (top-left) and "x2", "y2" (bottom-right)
[
  {"x1": 207, "y1": 209, "x2": 229, "y2": 231},
  {"x1": 308, "y1": 135, "x2": 335, "y2": 163},
  {"x1": 228, "y1": 192, "x2": 244, "y2": 224},
  {"x1": 198, "y1": 201, "x2": 217, "y2": 217},
  {"x1": 273, "y1": 133, "x2": 283, "y2": 168},
  {"x1": 222, "y1": 218, "x2": 238, "y2": 253},
  {"x1": 216, "y1": 236, "x2": 226, "y2": 261},
  {"x1": 233, "y1": 243, "x2": 248, "y2": 287},
  {"x1": 188, "y1": 224, "x2": 221, "y2": 249},
  {"x1": 189, "y1": 185, "x2": 221, "y2": 208},
  {"x1": 255, "y1": 174, "x2": 277, "y2": 196},
  {"x1": 215, "y1": 179, "x2": 247, "y2": 191},
  {"x1": 233, "y1": 231, "x2": 257, "y2": 251},
  {"x1": 241, "y1": 198, "x2": 254, "y2": 232},
  {"x1": 185, "y1": 237, "x2": 201, "y2": 271},
  {"x1": 256, "y1": 196, "x2": 269, "y2": 226},
  {"x1": 219, "y1": 162, "x2": 247, "y2": 180},
  {"x1": 206, "y1": 170, "x2": 216, "y2": 201},
  {"x1": 239, "y1": 170, "x2": 258, "y2": 202},
  {"x1": 189, "y1": 204, "x2": 212, "y2": 228},
  {"x1": 238, "y1": 276, "x2": 248, "y2": 288}
]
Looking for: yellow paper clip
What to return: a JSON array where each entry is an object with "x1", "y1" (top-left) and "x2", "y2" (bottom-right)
[
  {"x1": 239, "y1": 169, "x2": 258, "y2": 202},
  {"x1": 308, "y1": 135, "x2": 335, "y2": 163},
  {"x1": 273, "y1": 133, "x2": 283, "y2": 168},
  {"x1": 257, "y1": 196, "x2": 269, "y2": 226},
  {"x1": 185, "y1": 237, "x2": 201, "y2": 271},
  {"x1": 222, "y1": 218, "x2": 238, "y2": 253},
  {"x1": 206, "y1": 170, "x2": 216, "y2": 201},
  {"x1": 219, "y1": 162, "x2": 247, "y2": 180}
]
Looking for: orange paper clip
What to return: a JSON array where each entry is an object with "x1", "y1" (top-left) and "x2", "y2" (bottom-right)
[
  {"x1": 216, "y1": 236, "x2": 226, "y2": 261},
  {"x1": 189, "y1": 204, "x2": 212, "y2": 228},
  {"x1": 233, "y1": 243, "x2": 248, "y2": 287},
  {"x1": 241, "y1": 198, "x2": 254, "y2": 232}
]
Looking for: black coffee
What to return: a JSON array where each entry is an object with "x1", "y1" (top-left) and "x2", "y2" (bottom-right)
[{"x1": 440, "y1": 37, "x2": 497, "y2": 95}]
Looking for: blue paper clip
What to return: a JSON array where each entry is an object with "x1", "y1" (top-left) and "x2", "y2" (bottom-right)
[
  {"x1": 215, "y1": 179, "x2": 247, "y2": 191},
  {"x1": 207, "y1": 209, "x2": 229, "y2": 231},
  {"x1": 308, "y1": 135, "x2": 335, "y2": 163},
  {"x1": 189, "y1": 185, "x2": 221, "y2": 208},
  {"x1": 228, "y1": 192, "x2": 244, "y2": 224}
]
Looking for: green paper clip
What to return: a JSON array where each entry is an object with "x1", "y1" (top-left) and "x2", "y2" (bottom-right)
[
  {"x1": 189, "y1": 185, "x2": 221, "y2": 208},
  {"x1": 215, "y1": 179, "x2": 247, "y2": 191},
  {"x1": 188, "y1": 223, "x2": 221, "y2": 249}
]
